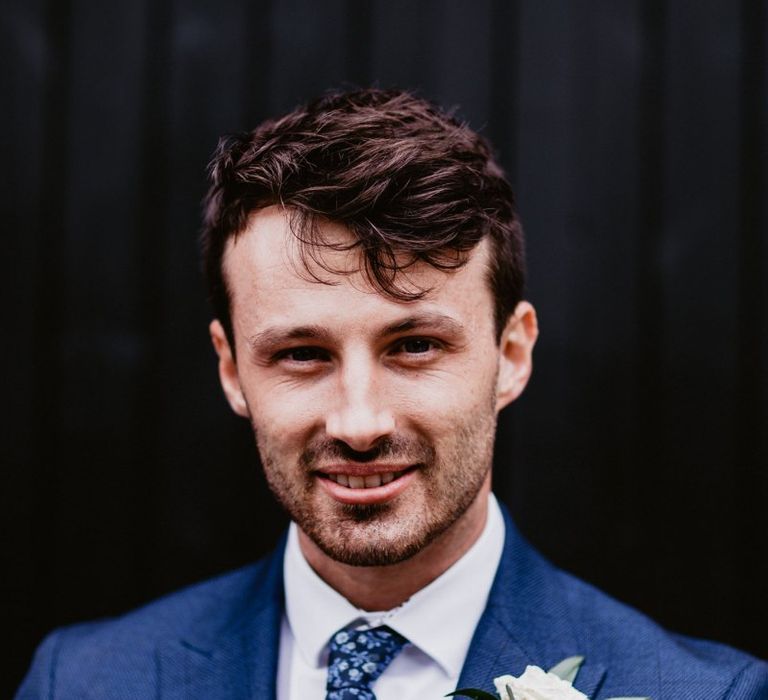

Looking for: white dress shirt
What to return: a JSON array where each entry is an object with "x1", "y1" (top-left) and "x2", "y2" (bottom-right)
[{"x1": 277, "y1": 493, "x2": 505, "y2": 700}]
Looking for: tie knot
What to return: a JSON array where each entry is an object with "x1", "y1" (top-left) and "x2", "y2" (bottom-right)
[{"x1": 326, "y1": 624, "x2": 409, "y2": 700}]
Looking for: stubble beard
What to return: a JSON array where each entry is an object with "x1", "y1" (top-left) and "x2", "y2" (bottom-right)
[{"x1": 254, "y1": 403, "x2": 498, "y2": 567}]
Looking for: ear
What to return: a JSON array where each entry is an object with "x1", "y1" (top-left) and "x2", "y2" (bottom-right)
[
  {"x1": 496, "y1": 301, "x2": 539, "y2": 412},
  {"x1": 209, "y1": 319, "x2": 249, "y2": 418}
]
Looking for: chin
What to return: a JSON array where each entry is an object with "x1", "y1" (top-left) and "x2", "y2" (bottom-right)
[
  {"x1": 314, "y1": 537, "x2": 425, "y2": 567},
  {"x1": 300, "y1": 503, "x2": 459, "y2": 567}
]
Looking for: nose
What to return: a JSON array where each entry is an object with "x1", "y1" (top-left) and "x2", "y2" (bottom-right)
[{"x1": 325, "y1": 354, "x2": 395, "y2": 452}]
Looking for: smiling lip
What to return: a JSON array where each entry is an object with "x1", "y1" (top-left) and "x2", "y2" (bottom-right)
[{"x1": 315, "y1": 464, "x2": 418, "y2": 505}]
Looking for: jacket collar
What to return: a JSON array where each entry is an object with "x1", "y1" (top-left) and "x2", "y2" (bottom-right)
[
  {"x1": 457, "y1": 507, "x2": 607, "y2": 699},
  {"x1": 158, "y1": 533, "x2": 287, "y2": 699}
]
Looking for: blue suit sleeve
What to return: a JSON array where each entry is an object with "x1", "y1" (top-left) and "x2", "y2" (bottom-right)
[
  {"x1": 726, "y1": 660, "x2": 768, "y2": 699},
  {"x1": 14, "y1": 631, "x2": 61, "y2": 700}
]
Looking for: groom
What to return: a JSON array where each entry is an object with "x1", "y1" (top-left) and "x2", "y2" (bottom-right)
[{"x1": 17, "y1": 89, "x2": 768, "y2": 699}]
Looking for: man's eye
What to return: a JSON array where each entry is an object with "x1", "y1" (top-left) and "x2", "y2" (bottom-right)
[
  {"x1": 397, "y1": 338, "x2": 436, "y2": 354},
  {"x1": 280, "y1": 347, "x2": 327, "y2": 362}
]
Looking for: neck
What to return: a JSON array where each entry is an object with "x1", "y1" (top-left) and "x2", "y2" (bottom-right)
[{"x1": 297, "y1": 482, "x2": 491, "y2": 611}]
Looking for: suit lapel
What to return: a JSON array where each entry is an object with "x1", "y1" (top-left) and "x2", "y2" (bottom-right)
[
  {"x1": 458, "y1": 508, "x2": 607, "y2": 699},
  {"x1": 156, "y1": 508, "x2": 611, "y2": 699},
  {"x1": 158, "y1": 537, "x2": 286, "y2": 699}
]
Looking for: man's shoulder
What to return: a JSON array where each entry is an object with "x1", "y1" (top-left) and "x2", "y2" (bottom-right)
[
  {"x1": 547, "y1": 559, "x2": 768, "y2": 696},
  {"x1": 16, "y1": 550, "x2": 284, "y2": 699},
  {"x1": 72, "y1": 554, "x2": 276, "y2": 642},
  {"x1": 488, "y1": 515, "x2": 768, "y2": 698},
  {"x1": 559, "y1": 564, "x2": 759, "y2": 658}
]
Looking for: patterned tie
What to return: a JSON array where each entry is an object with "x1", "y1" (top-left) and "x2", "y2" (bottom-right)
[{"x1": 325, "y1": 623, "x2": 409, "y2": 700}]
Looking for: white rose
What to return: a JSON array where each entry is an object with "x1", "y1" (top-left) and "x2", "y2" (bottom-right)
[{"x1": 494, "y1": 665, "x2": 589, "y2": 700}]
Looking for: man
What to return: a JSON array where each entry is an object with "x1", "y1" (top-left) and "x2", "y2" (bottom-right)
[{"x1": 17, "y1": 89, "x2": 768, "y2": 699}]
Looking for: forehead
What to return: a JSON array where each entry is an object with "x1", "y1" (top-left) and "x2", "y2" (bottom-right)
[{"x1": 222, "y1": 206, "x2": 494, "y2": 328}]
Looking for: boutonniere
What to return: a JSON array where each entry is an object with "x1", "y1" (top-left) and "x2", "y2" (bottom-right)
[{"x1": 447, "y1": 656, "x2": 650, "y2": 700}]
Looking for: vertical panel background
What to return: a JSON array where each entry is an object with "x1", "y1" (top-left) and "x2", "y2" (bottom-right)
[{"x1": 2, "y1": 0, "x2": 765, "y2": 693}]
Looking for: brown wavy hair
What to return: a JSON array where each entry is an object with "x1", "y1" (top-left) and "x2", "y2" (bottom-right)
[{"x1": 201, "y1": 88, "x2": 525, "y2": 345}]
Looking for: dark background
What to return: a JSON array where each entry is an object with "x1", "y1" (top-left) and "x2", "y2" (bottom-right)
[{"x1": 2, "y1": 0, "x2": 766, "y2": 695}]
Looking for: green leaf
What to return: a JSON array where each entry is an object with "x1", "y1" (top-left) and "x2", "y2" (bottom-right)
[
  {"x1": 547, "y1": 655, "x2": 585, "y2": 684},
  {"x1": 445, "y1": 689, "x2": 499, "y2": 700}
]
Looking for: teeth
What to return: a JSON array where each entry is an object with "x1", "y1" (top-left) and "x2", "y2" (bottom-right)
[
  {"x1": 348, "y1": 475, "x2": 365, "y2": 489},
  {"x1": 326, "y1": 471, "x2": 403, "y2": 488}
]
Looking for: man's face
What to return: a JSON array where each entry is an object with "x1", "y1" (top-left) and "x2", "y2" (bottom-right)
[{"x1": 211, "y1": 206, "x2": 534, "y2": 567}]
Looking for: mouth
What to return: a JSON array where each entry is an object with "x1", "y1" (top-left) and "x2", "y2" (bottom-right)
[
  {"x1": 321, "y1": 468, "x2": 410, "y2": 489},
  {"x1": 315, "y1": 465, "x2": 418, "y2": 505}
]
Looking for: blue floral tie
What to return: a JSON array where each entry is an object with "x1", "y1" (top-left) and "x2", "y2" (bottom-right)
[{"x1": 325, "y1": 623, "x2": 409, "y2": 700}]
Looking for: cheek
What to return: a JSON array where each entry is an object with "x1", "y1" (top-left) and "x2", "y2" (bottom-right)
[
  {"x1": 396, "y1": 376, "x2": 497, "y2": 441},
  {"x1": 400, "y1": 359, "x2": 498, "y2": 409},
  {"x1": 246, "y1": 383, "x2": 323, "y2": 446}
]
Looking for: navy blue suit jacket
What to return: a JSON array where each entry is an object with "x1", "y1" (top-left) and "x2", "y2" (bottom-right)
[{"x1": 17, "y1": 508, "x2": 768, "y2": 699}]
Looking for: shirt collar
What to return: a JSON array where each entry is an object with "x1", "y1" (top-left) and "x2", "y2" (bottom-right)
[{"x1": 283, "y1": 493, "x2": 505, "y2": 679}]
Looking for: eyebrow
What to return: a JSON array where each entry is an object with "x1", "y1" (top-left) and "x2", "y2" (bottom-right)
[
  {"x1": 380, "y1": 312, "x2": 465, "y2": 337},
  {"x1": 247, "y1": 312, "x2": 466, "y2": 356},
  {"x1": 247, "y1": 325, "x2": 332, "y2": 355}
]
